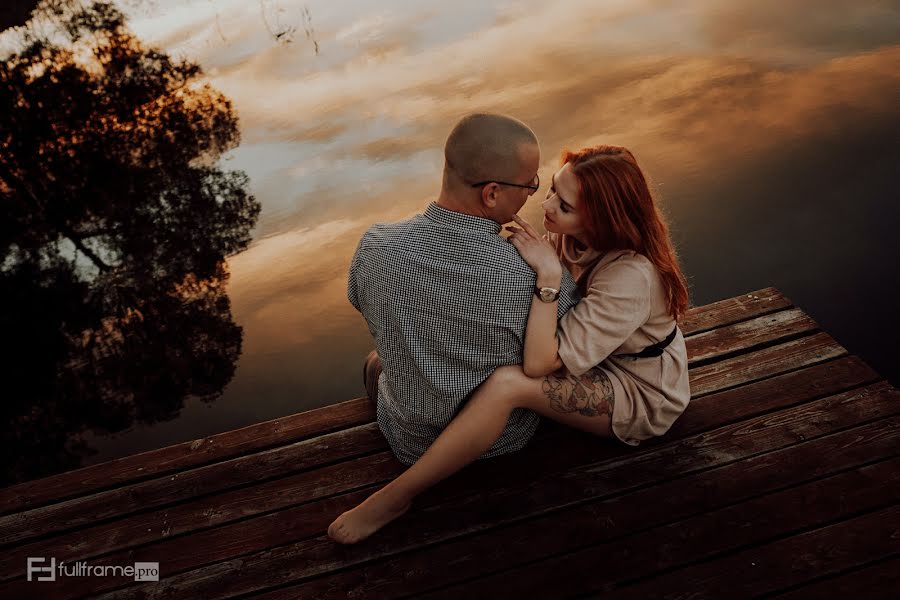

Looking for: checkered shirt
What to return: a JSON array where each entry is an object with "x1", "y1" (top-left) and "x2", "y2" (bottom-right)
[{"x1": 348, "y1": 202, "x2": 579, "y2": 465}]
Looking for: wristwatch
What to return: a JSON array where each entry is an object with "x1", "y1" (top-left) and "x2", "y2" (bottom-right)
[{"x1": 534, "y1": 285, "x2": 561, "y2": 303}]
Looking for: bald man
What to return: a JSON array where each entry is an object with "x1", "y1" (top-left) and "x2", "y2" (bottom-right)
[{"x1": 348, "y1": 113, "x2": 579, "y2": 466}]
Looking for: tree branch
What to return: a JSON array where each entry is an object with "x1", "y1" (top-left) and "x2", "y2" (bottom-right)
[
  {"x1": 59, "y1": 223, "x2": 112, "y2": 272},
  {"x1": 0, "y1": 154, "x2": 112, "y2": 272}
]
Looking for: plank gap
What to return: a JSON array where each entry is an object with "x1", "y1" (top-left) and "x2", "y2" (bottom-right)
[
  {"x1": 690, "y1": 348, "x2": 852, "y2": 400},
  {"x1": 687, "y1": 327, "x2": 822, "y2": 369}
]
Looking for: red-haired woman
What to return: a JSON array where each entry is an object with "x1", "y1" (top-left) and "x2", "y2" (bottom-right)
[{"x1": 329, "y1": 145, "x2": 691, "y2": 544}]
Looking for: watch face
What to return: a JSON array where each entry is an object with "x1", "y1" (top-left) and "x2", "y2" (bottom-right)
[{"x1": 540, "y1": 288, "x2": 557, "y2": 302}]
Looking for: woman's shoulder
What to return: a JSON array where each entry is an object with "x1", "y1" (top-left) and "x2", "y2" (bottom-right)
[
  {"x1": 587, "y1": 250, "x2": 655, "y2": 287},
  {"x1": 608, "y1": 249, "x2": 653, "y2": 267}
]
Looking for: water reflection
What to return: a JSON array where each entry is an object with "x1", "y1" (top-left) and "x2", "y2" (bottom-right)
[
  {"x1": 0, "y1": 1, "x2": 260, "y2": 484},
  {"x1": 2, "y1": 0, "x2": 899, "y2": 480}
]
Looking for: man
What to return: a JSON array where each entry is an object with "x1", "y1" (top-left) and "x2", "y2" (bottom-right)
[{"x1": 349, "y1": 113, "x2": 578, "y2": 466}]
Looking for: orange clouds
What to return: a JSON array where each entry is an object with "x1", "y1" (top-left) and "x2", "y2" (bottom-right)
[{"x1": 110, "y1": 1, "x2": 898, "y2": 238}]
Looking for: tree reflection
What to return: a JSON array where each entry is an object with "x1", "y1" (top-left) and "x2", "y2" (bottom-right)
[{"x1": 0, "y1": 1, "x2": 261, "y2": 485}]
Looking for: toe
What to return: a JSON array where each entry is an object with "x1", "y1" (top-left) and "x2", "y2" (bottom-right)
[{"x1": 327, "y1": 517, "x2": 344, "y2": 539}]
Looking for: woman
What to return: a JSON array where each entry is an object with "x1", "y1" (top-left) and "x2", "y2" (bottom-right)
[{"x1": 328, "y1": 145, "x2": 691, "y2": 544}]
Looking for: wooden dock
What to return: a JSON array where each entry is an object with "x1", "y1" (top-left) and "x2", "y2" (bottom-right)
[{"x1": 1, "y1": 287, "x2": 897, "y2": 599}]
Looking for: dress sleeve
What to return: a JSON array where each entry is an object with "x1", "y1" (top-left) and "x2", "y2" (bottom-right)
[{"x1": 556, "y1": 258, "x2": 652, "y2": 376}]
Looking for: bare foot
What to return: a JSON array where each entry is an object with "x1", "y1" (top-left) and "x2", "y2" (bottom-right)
[{"x1": 327, "y1": 489, "x2": 412, "y2": 544}]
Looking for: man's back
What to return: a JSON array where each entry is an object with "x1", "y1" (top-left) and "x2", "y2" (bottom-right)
[{"x1": 349, "y1": 203, "x2": 577, "y2": 465}]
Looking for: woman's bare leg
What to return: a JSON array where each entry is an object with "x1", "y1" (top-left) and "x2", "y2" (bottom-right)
[{"x1": 327, "y1": 365, "x2": 616, "y2": 544}]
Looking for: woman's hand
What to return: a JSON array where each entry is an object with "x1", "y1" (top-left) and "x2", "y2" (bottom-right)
[{"x1": 506, "y1": 214, "x2": 562, "y2": 286}]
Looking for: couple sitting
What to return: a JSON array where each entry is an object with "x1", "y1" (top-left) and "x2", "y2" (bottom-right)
[{"x1": 328, "y1": 112, "x2": 691, "y2": 544}]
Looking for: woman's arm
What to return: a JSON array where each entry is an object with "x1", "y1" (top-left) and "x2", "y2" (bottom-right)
[
  {"x1": 507, "y1": 215, "x2": 565, "y2": 377},
  {"x1": 523, "y1": 271, "x2": 565, "y2": 376}
]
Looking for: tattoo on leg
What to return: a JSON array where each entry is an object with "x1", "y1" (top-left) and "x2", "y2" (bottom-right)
[{"x1": 542, "y1": 368, "x2": 615, "y2": 418}]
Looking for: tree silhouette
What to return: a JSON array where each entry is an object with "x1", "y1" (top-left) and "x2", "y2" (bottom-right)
[{"x1": 0, "y1": 1, "x2": 261, "y2": 485}]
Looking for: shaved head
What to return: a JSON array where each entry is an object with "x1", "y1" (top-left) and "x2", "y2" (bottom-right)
[{"x1": 444, "y1": 113, "x2": 539, "y2": 187}]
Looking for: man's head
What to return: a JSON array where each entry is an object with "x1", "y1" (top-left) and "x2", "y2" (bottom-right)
[{"x1": 438, "y1": 113, "x2": 540, "y2": 224}]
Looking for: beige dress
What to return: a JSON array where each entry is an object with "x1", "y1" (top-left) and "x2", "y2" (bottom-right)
[{"x1": 551, "y1": 233, "x2": 691, "y2": 446}]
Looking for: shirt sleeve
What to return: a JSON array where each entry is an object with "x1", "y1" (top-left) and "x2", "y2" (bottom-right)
[
  {"x1": 556, "y1": 258, "x2": 652, "y2": 376},
  {"x1": 556, "y1": 265, "x2": 580, "y2": 319},
  {"x1": 544, "y1": 231, "x2": 579, "y2": 319},
  {"x1": 347, "y1": 234, "x2": 366, "y2": 313}
]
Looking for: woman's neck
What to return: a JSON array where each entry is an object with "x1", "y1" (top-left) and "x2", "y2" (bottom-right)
[{"x1": 572, "y1": 233, "x2": 592, "y2": 249}]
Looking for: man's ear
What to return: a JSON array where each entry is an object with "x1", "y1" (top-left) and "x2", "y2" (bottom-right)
[{"x1": 481, "y1": 184, "x2": 498, "y2": 208}]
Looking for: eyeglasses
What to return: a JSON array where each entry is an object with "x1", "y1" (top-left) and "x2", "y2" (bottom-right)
[{"x1": 470, "y1": 172, "x2": 540, "y2": 194}]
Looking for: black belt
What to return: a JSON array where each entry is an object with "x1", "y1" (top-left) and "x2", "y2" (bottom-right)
[{"x1": 617, "y1": 326, "x2": 678, "y2": 359}]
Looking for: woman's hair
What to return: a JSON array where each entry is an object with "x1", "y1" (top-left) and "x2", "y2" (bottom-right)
[{"x1": 562, "y1": 145, "x2": 690, "y2": 320}]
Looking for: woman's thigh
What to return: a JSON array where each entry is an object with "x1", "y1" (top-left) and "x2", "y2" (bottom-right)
[{"x1": 488, "y1": 365, "x2": 615, "y2": 438}]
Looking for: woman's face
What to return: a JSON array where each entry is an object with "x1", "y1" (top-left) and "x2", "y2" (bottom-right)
[{"x1": 541, "y1": 162, "x2": 587, "y2": 241}]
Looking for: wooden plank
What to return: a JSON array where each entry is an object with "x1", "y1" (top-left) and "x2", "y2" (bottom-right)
[
  {"x1": 414, "y1": 454, "x2": 900, "y2": 599},
  {"x1": 0, "y1": 397, "x2": 375, "y2": 516},
  {"x1": 266, "y1": 385, "x2": 898, "y2": 598},
  {"x1": 0, "y1": 421, "x2": 388, "y2": 547},
  {"x1": 252, "y1": 420, "x2": 900, "y2": 600},
  {"x1": 689, "y1": 332, "x2": 847, "y2": 396},
  {"x1": 681, "y1": 287, "x2": 792, "y2": 335},
  {"x1": 766, "y1": 556, "x2": 900, "y2": 599},
  {"x1": 686, "y1": 308, "x2": 818, "y2": 364},
  {"x1": 0, "y1": 287, "x2": 795, "y2": 516},
  {"x1": 598, "y1": 504, "x2": 900, "y2": 599},
  {"x1": 0, "y1": 453, "x2": 402, "y2": 583},
  {"x1": 669, "y1": 355, "x2": 879, "y2": 437},
  {"x1": 76, "y1": 384, "x2": 899, "y2": 600},
  {"x1": 0, "y1": 487, "x2": 382, "y2": 600},
  {"x1": 0, "y1": 315, "x2": 838, "y2": 547},
  {"x1": 0, "y1": 355, "x2": 878, "y2": 588}
]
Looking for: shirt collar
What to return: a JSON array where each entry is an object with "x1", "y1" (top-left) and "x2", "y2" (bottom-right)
[{"x1": 424, "y1": 202, "x2": 502, "y2": 235}]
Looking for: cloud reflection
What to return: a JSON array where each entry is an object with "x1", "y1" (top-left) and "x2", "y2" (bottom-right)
[
  {"x1": 105, "y1": 0, "x2": 900, "y2": 235},
  {"x1": 79, "y1": 0, "x2": 900, "y2": 464}
]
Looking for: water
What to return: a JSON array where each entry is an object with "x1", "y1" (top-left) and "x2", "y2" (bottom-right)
[{"x1": 4, "y1": 0, "x2": 899, "y2": 481}]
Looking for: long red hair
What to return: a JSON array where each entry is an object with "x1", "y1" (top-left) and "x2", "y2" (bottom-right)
[{"x1": 562, "y1": 145, "x2": 690, "y2": 320}]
